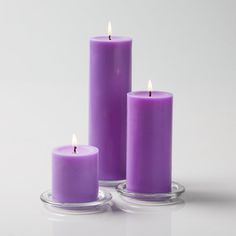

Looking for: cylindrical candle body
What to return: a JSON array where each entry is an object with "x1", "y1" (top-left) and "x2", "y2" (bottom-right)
[
  {"x1": 127, "y1": 91, "x2": 173, "y2": 193},
  {"x1": 89, "y1": 36, "x2": 132, "y2": 181},
  {"x1": 52, "y1": 145, "x2": 99, "y2": 203}
]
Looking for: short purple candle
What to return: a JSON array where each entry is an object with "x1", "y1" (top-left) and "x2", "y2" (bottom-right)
[
  {"x1": 89, "y1": 25, "x2": 132, "y2": 181},
  {"x1": 52, "y1": 141, "x2": 99, "y2": 203},
  {"x1": 127, "y1": 87, "x2": 173, "y2": 193}
]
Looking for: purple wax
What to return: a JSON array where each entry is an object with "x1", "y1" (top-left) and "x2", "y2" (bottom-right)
[
  {"x1": 52, "y1": 145, "x2": 98, "y2": 203},
  {"x1": 89, "y1": 36, "x2": 132, "y2": 181},
  {"x1": 127, "y1": 91, "x2": 173, "y2": 193}
]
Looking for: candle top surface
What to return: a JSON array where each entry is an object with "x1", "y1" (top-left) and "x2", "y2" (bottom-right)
[
  {"x1": 90, "y1": 36, "x2": 132, "y2": 43},
  {"x1": 53, "y1": 145, "x2": 98, "y2": 157},
  {"x1": 128, "y1": 91, "x2": 173, "y2": 99}
]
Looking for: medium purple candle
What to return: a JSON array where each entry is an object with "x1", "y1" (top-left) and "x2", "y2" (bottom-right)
[
  {"x1": 89, "y1": 23, "x2": 132, "y2": 181},
  {"x1": 127, "y1": 81, "x2": 173, "y2": 193},
  {"x1": 52, "y1": 135, "x2": 99, "y2": 203}
]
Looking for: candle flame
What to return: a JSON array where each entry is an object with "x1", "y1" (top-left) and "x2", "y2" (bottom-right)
[
  {"x1": 148, "y1": 80, "x2": 153, "y2": 92},
  {"x1": 108, "y1": 21, "x2": 112, "y2": 39},
  {"x1": 72, "y1": 133, "x2": 78, "y2": 147}
]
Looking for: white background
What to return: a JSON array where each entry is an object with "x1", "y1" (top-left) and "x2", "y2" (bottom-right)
[{"x1": 0, "y1": 0, "x2": 235, "y2": 235}]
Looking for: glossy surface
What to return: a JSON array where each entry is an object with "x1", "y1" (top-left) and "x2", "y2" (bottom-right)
[
  {"x1": 116, "y1": 181, "x2": 185, "y2": 205},
  {"x1": 40, "y1": 189, "x2": 112, "y2": 214}
]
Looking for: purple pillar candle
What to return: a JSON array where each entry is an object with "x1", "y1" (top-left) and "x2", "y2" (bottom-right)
[
  {"x1": 52, "y1": 136, "x2": 99, "y2": 203},
  {"x1": 127, "y1": 86, "x2": 173, "y2": 193},
  {"x1": 89, "y1": 26, "x2": 132, "y2": 181}
]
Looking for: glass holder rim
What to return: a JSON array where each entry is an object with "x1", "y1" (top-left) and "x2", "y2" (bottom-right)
[
  {"x1": 116, "y1": 181, "x2": 185, "y2": 206},
  {"x1": 40, "y1": 189, "x2": 112, "y2": 213}
]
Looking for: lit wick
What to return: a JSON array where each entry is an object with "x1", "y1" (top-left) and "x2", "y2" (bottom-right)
[
  {"x1": 148, "y1": 80, "x2": 152, "y2": 97},
  {"x1": 72, "y1": 133, "x2": 78, "y2": 154},
  {"x1": 108, "y1": 21, "x2": 112, "y2": 40}
]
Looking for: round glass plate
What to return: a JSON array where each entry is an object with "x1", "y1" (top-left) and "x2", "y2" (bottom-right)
[
  {"x1": 116, "y1": 181, "x2": 185, "y2": 206},
  {"x1": 40, "y1": 189, "x2": 112, "y2": 214},
  {"x1": 99, "y1": 179, "x2": 126, "y2": 187}
]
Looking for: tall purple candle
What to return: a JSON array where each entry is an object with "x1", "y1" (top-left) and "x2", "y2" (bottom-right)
[
  {"x1": 127, "y1": 85, "x2": 173, "y2": 193},
  {"x1": 52, "y1": 135, "x2": 99, "y2": 203},
  {"x1": 89, "y1": 25, "x2": 132, "y2": 181}
]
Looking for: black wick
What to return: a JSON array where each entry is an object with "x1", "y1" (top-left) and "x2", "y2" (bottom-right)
[
  {"x1": 109, "y1": 35, "x2": 111, "y2": 40},
  {"x1": 149, "y1": 91, "x2": 152, "y2": 97},
  {"x1": 73, "y1": 146, "x2": 77, "y2": 153}
]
